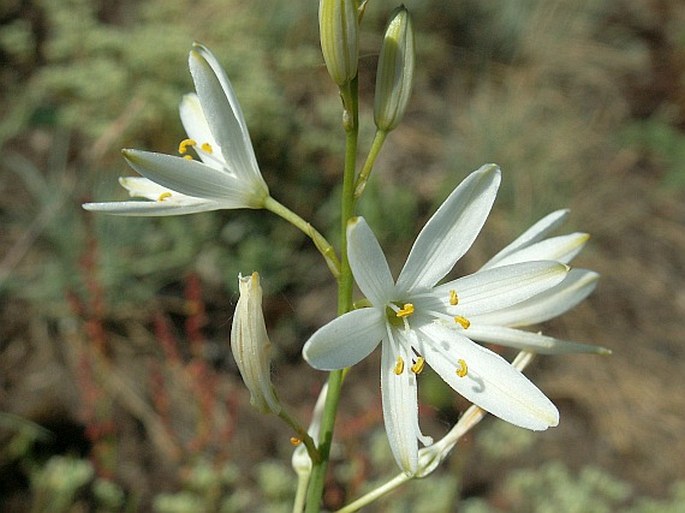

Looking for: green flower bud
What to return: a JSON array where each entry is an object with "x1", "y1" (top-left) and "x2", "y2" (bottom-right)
[
  {"x1": 374, "y1": 6, "x2": 415, "y2": 132},
  {"x1": 230, "y1": 272, "x2": 281, "y2": 415},
  {"x1": 319, "y1": 0, "x2": 359, "y2": 86}
]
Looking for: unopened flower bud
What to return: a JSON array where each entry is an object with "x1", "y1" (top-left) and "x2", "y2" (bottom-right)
[
  {"x1": 319, "y1": 0, "x2": 359, "y2": 86},
  {"x1": 230, "y1": 272, "x2": 281, "y2": 415},
  {"x1": 374, "y1": 6, "x2": 415, "y2": 132}
]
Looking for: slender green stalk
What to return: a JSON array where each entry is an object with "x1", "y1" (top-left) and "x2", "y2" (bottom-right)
[
  {"x1": 335, "y1": 473, "x2": 412, "y2": 513},
  {"x1": 304, "y1": 77, "x2": 359, "y2": 513},
  {"x1": 278, "y1": 409, "x2": 320, "y2": 464},
  {"x1": 264, "y1": 196, "x2": 341, "y2": 278},
  {"x1": 354, "y1": 129, "x2": 388, "y2": 199}
]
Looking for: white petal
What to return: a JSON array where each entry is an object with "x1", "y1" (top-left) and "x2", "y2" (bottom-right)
[
  {"x1": 469, "y1": 269, "x2": 599, "y2": 326},
  {"x1": 119, "y1": 176, "x2": 170, "y2": 200},
  {"x1": 82, "y1": 198, "x2": 221, "y2": 216},
  {"x1": 418, "y1": 323, "x2": 559, "y2": 430},
  {"x1": 434, "y1": 261, "x2": 568, "y2": 316},
  {"x1": 347, "y1": 217, "x2": 396, "y2": 306},
  {"x1": 487, "y1": 233, "x2": 589, "y2": 267},
  {"x1": 189, "y1": 44, "x2": 266, "y2": 191},
  {"x1": 481, "y1": 209, "x2": 569, "y2": 270},
  {"x1": 122, "y1": 149, "x2": 261, "y2": 206},
  {"x1": 465, "y1": 324, "x2": 610, "y2": 355},
  {"x1": 381, "y1": 337, "x2": 420, "y2": 475},
  {"x1": 397, "y1": 164, "x2": 501, "y2": 293},
  {"x1": 179, "y1": 93, "x2": 223, "y2": 169},
  {"x1": 302, "y1": 308, "x2": 385, "y2": 370}
]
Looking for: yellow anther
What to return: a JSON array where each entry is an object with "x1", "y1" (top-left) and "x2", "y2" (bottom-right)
[
  {"x1": 454, "y1": 315, "x2": 471, "y2": 329},
  {"x1": 394, "y1": 356, "x2": 405, "y2": 375},
  {"x1": 201, "y1": 142, "x2": 213, "y2": 154},
  {"x1": 449, "y1": 290, "x2": 459, "y2": 306},
  {"x1": 410, "y1": 356, "x2": 425, "y2": 375},
  {"x1": 290, "y1": 437, "x2": 302, "y2": 446},
  {"x1": 178, "y1": 138, "x2": 197, "y2": 154},
  {"x1": 396, "y1": 303, "x2": 415, "y2": 318},
  {"x1": 456, "y1": 358, "x2": 468, "y2": 378},
  {"x1": 157, "y1": 191, "x2": 172, "y2": 202},
  {"x1": 183, "y1": 155, "x2": 193, "y2": 160}
]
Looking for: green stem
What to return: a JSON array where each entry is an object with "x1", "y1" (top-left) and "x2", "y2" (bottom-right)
[
  {"x1": 264, "y1": 196, "x2": 341, "y2": 278},
  {"x1": 353, "y1": 129, "x2": 387, "y2": 200},
  {"x1": 335, "y1": 473, "x2": 412, "y2": 513},
  {"x1": 278, "y1": 409, "x2": 320, "y2": 464},
  {"x1": 304, "y1": 77, "x2": 359, "y2": 513}
]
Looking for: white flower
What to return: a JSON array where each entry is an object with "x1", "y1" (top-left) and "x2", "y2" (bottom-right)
[
  {"x1": 303, "y1": 164, "x2": 597, "y2": 475},
  {"x1": 231, "y1": 272, "x2": 281, "y2": 415},
  {"x1": 83, "y1": 43, "x2": 269, "y2": 216}
]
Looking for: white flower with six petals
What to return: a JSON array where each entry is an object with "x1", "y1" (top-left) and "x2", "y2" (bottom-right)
[
  {"x1": 303, "y1": 164, "x2": 600, "y2": 475},
  {"x1": 83, "y1": 43, "x2": 268, "y2": 216}
]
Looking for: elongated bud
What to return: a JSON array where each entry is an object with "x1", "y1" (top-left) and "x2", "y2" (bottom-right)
[
  {"x1": 230, "y1": 272, "x2": 281, "y2": 415},
  {"x1": 374, "y1": 6, "x2": 415, "y2": 132},
  {"x1": 319, "y1": 0, "x2": 359, "y2": 86}
]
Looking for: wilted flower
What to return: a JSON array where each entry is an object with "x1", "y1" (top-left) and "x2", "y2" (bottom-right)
[
  {"x1": 374, "y1": 6, "x2": 415, "y2": 132},
  {"x1": 231, "y1": 272, "x2": 281, "y2": 415},
  {"x1": 304, "y1": 164, "x2": 601, "y2": 475},
  {"x1": 83, "y1": 43, "x2": 269, "y2": 216}
]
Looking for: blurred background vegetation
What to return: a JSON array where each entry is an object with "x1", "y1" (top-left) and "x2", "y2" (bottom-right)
[{"x1": 1, "y1": 0, "x2": 684, "y2": 511}]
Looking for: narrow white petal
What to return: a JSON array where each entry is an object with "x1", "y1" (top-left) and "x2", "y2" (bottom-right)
[
  {"x1": 82, "y1": 199, "x2": 221, "y2": 216},
  {"x1": 418, "y1": 323, "x2": 559, "y2": 430},
  {"x1": 381, "y1": 337, "x2": 420, "y2": 475},
  {"x1": 397, "y1": 164, "x2": 501, "y2": 293},
  {"x1": 466, "y1": 324, "x2": 610, "y2": 355},
  {"x1": 179, "y1": 93, "x2": 223, "y2": 169},
  {"x1": 487, "y1": 233, "x2": 589, "y2": 268},
  {"x1": 122, "y1": 149, "x2": 261, "y2": 206},
  {"x1": 469, "y1": 269, "x2": 599, "y2": 326},
  {"x1": 119, "y1": 176, "x2": 170, "y2": 200},
  {"x1": 434, "y1": 261, "x2": 568, "y2": 316},
  {"x1": 481, "y1": 209, "x2": 569, "y2": 270},
  {"x1": 347, "y1": 217, "x2": 396, "y2": 306},
  {"x1": 189, "y1": 45, "x2": 266, "y2": 191},
  {"x1": 302, "y1": 308, "x2": 385, "y2": 370}
]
